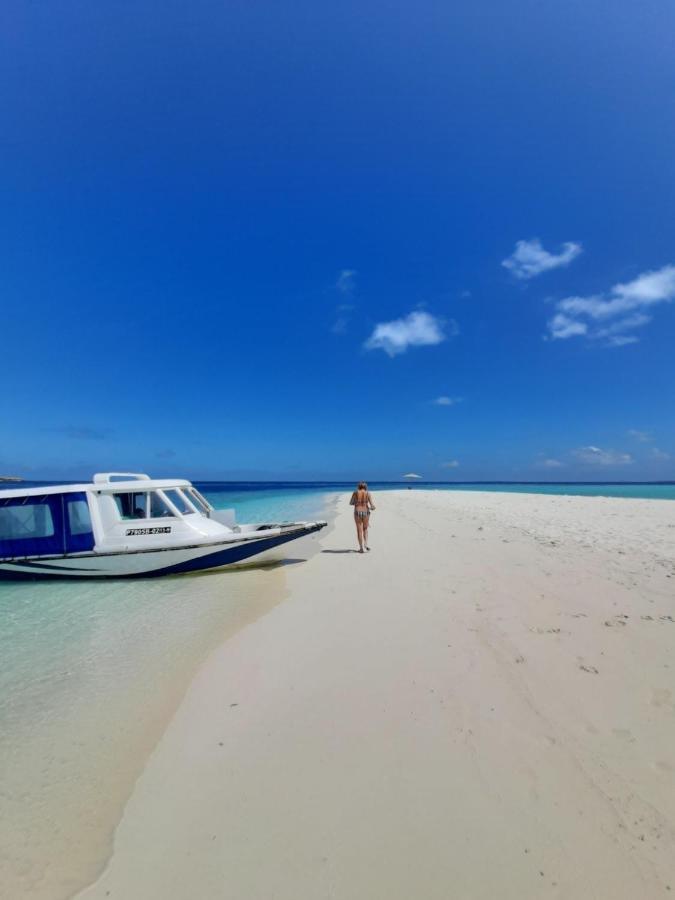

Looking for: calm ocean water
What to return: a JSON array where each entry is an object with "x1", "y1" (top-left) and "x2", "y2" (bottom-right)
[
  {"x1": 1, "y1": 479, "x2": 673, "y2": 898},
  {"x1": 193, "y1": 480, "x2": 675, "y2": 517}
]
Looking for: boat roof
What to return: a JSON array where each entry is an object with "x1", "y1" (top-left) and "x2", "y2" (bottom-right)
[{"x1": 0, "y1": 473, "x2": 193, "y2": 500}]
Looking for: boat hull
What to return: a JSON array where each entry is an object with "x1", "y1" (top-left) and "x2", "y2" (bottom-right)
[{"x1": 0, "y1": 523, "x2": 326, "y2": 580}]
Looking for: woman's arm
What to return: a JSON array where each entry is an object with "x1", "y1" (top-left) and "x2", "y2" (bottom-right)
[{"x1": 368, "y1": 492, "x2": 376, "y2": 510}]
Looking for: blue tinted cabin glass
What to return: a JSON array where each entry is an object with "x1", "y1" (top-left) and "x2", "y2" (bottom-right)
[
  {"x1": 0, "y1": 502, "x2": 55, "y2": 540},
  {"x1": 65, "y1": 495, "x2": 95, "y2": 552},
  {"x1": 67, "y1": 500, "x2": 91, "y2": 535},
  {"x1": 0, "y1": 495, "x2": 65, "y2": 558}
]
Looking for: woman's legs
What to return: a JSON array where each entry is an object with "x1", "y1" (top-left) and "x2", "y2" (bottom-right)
[
  {"x1": 363, "y1": 515, "x2": 370, "y2": 550},
  {"x1": 354, "y1": 514, "x2": 364, "y2": 551}
]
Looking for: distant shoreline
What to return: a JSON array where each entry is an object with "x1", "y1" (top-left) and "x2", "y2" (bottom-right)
[
  {"x1": 0, "y1": 476, "x2": 22, "y2": 483},
  {"x1": 6, "y1": 478, "x2": 674, "y2": 486},
  {"x1": 3, "y1": 478, "x2": 675, "y2": 502}
]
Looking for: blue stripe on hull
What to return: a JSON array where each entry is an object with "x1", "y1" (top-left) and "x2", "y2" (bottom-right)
[
  {"x1": 143, "y1": 528, "x2": 313, "y2": 577},
  {"x1": 0, "y1": 526, "x2": 322, "y2": 580}
]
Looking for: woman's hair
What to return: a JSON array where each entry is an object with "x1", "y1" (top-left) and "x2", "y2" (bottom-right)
[{"x1": 357, "y1": 481, "x2": 367, "y2": 490}]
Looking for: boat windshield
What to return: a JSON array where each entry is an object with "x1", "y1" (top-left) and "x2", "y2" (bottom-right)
[
  {"x1": 162, "y1": 489, "x2": 193, "y2": 516},
  {"x1": 150, "y1": 492, "x2": 174, "y2": 518},
  {"x1": 113, "y1": 491, "x2": 178, "y2": 519},
  {"x1": 112, "y1": 488, "x2": 204, "y2": 520},
  {"x1": 186, "y1": 488, "x2": 210, "y2": 514}
]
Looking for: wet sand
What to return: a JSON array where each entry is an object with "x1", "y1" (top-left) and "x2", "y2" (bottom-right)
[
  {"x1": 0, "y1": 565, "x2": 289, "y2": 900},
  {"x1": 78, "y1": 490, "x2": 675, "y2": 899}
]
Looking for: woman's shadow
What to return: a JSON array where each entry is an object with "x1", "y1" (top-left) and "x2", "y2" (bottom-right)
[{"x1": 321, "y1": 549, "x2": 359, "y2": 554}]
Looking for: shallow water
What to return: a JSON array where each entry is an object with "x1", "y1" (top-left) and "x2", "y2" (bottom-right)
[{"x1": 0, "y1": 491, "x2": 336, "y2": 900}]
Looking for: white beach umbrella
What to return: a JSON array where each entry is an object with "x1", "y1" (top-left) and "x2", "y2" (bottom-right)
[{"x1": 402, "y1": 473, "x2": 423, "y2": 479}]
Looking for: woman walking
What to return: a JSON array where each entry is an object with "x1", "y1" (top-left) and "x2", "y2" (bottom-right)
[{"x1": 350, "y1": 482, "x2": 376, "y2": 553}]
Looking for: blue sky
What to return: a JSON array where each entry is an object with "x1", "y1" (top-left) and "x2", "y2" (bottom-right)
[{"x1": 1, "y1": 0, "x2": 674, "y2": 480}]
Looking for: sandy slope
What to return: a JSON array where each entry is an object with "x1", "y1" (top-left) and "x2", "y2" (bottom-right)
[{"x1": 78, "y1": 490, "x2": 675, "y2": 899}]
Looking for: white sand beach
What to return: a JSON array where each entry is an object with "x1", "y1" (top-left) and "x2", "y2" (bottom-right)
[{"x1": 77, "y1": 490, "x2": 675, "y2": 899}]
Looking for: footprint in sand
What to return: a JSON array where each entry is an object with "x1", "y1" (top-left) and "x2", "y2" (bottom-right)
[
  {"x1": 604, "y1": 615, "x2": 629, "y2": 627},
  {"x1": 579, "y1": 664, "x2": 599, "y2": 674},
  {"x1": 651, "y1": 688, "x2": 674, "y2": 709}
]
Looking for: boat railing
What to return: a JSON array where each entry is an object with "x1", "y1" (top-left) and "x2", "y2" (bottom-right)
[{"x1": 93, "y1": 473, "x2": 151, "y2": 484}]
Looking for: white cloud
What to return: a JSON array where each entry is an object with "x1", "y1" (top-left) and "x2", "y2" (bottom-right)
[
  {"x1": 502, "y1": 238, "x2": 582, "y2": 280},
  {"x1": 614, "y1": 265, "x2": 675, "y2": 306},
  {"x1": 441, "y1": 460, "x2": 460, "y2": 468},
  {"x1": 538, "y1": 458, "x2": 565, "y2": 468},
  {"x1": 593, "y1": 313, "x2": 651, "y2": 335},
  {"x1": 548, "y1": 313, "x2": 588, "y2": 339},
  {"x1": 364, "y1": 311, "x2": 452, "y2": 357},
  {"x1": 605, "y1": 335, "x2": 640, "y2": 347},
  {"x1": 627, "y1": 429, "x2": 652, "y2": 443},
  {"x1": 548, "y1": 264, "x2": 675, "y2": 346},
  {"x1": 556, "y1": 295, "x2": 605, "y2": 318},
  {"x1": 572, "y1": 446, "x2": 633, "y2": 466},
  {"x1": 336, "y1": 269, "x2": 356, "y2": 295},
  {"x1": 651, "y1": 447, "x2": 670, "y2": 461},
  {"x1": 331, "y1": 303, "x2": 355, "y2": 335},
  {"x1": 433, "y1": 396, "x2": 462, "y2": 406}
]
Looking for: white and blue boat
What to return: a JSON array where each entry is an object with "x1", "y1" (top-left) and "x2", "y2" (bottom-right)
[{"x1": 0, "y1": 473, "x2": 327, "y2": 579}]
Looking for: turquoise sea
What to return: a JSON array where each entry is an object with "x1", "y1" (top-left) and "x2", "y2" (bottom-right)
[
  {"x1": 195, "y1": 480, "x2": 675, "y2": 518},
  {"x1": 1, "y1": 479, "x2": 674, "y2": 899}
]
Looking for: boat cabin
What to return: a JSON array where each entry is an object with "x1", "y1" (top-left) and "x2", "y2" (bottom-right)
[{"x1": 0, "y1": 473, "x2": 228, "y2": 560}]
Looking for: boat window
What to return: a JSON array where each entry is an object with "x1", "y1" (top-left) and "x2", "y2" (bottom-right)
[
  {"x1": 67, "y1": 499, "x2": 92, "y2": 535},
  {"x1": 149, "y1": 492, "x2": 174, "y2": 518},
  {"x1": 113, "y1": 492, "x2": 149, "y2": 520},
  {"x1": 162, "y1": 489, "x2": 193, "y2": 515},
  {"x1": 64, "y1": 494, "x2": 95, "y2": 552},
  {"x1": 0, "y1": 500, "x2": 55, "y2": 541},
  {"x1": 0, "y1": 493, "x2": 96, "y2": 559},
  {"x1": 187, "y1": 489, "x2": 210, "y2": 514}
]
